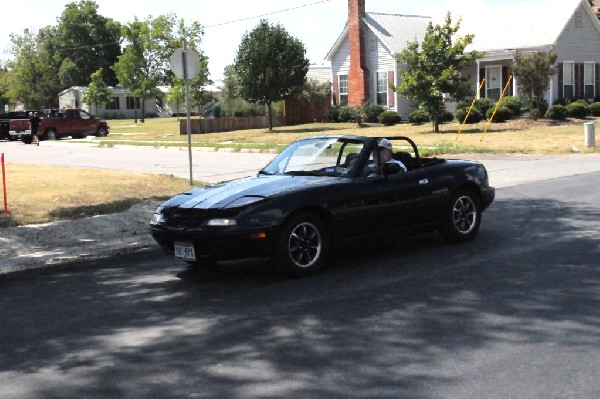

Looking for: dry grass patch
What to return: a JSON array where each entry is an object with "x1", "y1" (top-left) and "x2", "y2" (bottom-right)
[
  {"x1": 105, "y1": 116, "x2": 599, "y2": 154},
  {"x1": 0, "y1": 163, "x2": 194, "y2": 227}
]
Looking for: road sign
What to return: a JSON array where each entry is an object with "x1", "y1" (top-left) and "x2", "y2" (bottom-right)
[{"x1": 169, "y1": 47, "x2": 201, "y2": 79}]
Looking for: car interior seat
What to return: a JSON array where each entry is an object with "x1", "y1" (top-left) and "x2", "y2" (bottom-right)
[{"x1": 393, "y1": 151, "x2": 415, "y2": 171}]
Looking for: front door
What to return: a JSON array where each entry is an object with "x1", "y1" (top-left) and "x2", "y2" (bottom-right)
[{"x1": 486, "y1": 66, "x2": 502, "y2": 100}]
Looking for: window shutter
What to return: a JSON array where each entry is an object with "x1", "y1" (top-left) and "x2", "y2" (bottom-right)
[
  {"x1": 596, "y1": 64, "x2": 600, "y2": 100},
  {"x1": 387, "y1": 70, "x2": 395, "y2": 108},
  {"x1": 558, "y1": 64, "x2": 563, "y2": 99},
  {"x1": 479, "y1": 68, "x2": 485, "y2": 98},
  {"x1": 502, "y1": 66, "x2": 512, "y2": 96},
  {"x1": 333, "y1": 75, "x2": 339, "y2": 106},
  {"x1": 575, "y1": 63, "x2": 584, "y2": 99}
]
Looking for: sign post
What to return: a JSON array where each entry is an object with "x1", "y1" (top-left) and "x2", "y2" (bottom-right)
[{"x1": 170, "y1": 43, "x2": 201, "y2": 186}]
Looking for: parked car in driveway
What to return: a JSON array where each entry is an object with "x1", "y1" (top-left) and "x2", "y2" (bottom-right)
[{"x1": 150, "y1": 135, "x2": 495, "y2": 277}]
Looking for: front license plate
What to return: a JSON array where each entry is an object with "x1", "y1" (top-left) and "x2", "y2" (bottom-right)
[{"x1": 174, "y1": 242, "x2": 196, "y2": 261}]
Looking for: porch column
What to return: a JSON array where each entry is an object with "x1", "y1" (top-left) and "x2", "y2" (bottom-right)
[{"x1": 476, "y1": 60, "x2": 481, "y2": 99}]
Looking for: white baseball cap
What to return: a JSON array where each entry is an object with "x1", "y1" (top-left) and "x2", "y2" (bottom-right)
[{"x1": 378, "y1": 138, "x2": 393, "y2": 150}]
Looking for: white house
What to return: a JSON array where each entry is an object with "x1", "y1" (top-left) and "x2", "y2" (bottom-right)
[
  {"x1": 58, "y1": 86, "x2": 168, "y2": 119},
  {"x1": 327, "y1": 0, "x2": 600, "y2": 118}
]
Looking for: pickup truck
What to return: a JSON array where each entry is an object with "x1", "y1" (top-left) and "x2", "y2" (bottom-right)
[
  {"x1": 20, "y1": 108, "x2": 110, "y2": 144},
  {"x1": 0, "y1": 110, "x2": 45, "y2": 141}
]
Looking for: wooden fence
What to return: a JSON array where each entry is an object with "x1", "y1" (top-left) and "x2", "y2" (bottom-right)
[{"x1": 179, "y1": 115, "x2": 285, "y2": 135}]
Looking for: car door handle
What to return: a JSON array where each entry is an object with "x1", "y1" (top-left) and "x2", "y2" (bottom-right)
[{"x1": 419, "y1": 178, "x2": 429, "y2": 185}]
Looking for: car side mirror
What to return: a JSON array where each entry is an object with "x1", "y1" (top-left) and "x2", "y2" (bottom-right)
[{"x1": 382, "y1": 162, "x2": 402, "y2": 176}]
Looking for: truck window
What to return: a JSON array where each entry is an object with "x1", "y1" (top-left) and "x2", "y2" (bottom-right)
[{"x1": 79, "y1": 110, "x2": 91, "y2": 120}]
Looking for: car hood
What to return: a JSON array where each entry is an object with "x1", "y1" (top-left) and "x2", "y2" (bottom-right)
[{"x1": 166, "y1": 174, "x2": 340, "y2": 210}]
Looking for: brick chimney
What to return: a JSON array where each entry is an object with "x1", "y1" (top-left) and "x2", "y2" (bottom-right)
[{"x1": 348, "y1": 0, "x2": 368, "y2": 106}]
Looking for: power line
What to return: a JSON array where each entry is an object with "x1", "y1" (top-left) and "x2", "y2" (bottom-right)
[
  {"x1": 204, "y1": 0, "x2": 334, "y2": 28},
  {"x1": 1, "y1": 0, "x2": 335, "y2": 56}
]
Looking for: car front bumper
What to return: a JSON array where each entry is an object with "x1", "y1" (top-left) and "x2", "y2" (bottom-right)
[
  {"x1": 150, "y1": 225, "x2": 278, "y2": 262},
  {"x1": 481, "y1": 186, "x2": 495, "y2": 211}
]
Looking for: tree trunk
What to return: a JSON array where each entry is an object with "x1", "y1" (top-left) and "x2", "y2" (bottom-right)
[
  {"x1": 267, "y1": 102, "x2": 273, "y2": 131},
  {"x1": 141, "y1": 96, "x2": 146, "y2": 123}
]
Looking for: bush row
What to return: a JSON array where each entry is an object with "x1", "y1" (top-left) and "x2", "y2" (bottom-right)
[{"x1": 325, "y1": 97, "x2": 600, "y2": 125}]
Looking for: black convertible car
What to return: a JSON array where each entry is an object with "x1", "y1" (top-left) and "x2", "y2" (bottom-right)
[{"x1": 150, "y1": 135, "x2": 495, "y2": 276}]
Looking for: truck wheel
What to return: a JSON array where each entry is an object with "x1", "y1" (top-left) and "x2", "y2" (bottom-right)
[
  {"x1": 96, "y1": 127, "x2": 108, "y2": 137},
  {"x1": 45, "y1": 129, "x2": 57, "y2": 140}
]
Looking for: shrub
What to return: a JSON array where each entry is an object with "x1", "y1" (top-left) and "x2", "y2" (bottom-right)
[
  {"x1": 407, "y1": 110, "x2": 430, "y2": 125},
  {"x1": 565, "y1": 102, "x2": 589, "y2": 119},
  {"x1": 500, "y1": 96, "x2": 523, "y2": 117},
  {"x1": 475, "y1": 98, "x2": 495, "y2": 116},
  {"x1": 455, "y1": 107, "x2": 483, "y2": 124},
  {"x1": 378, "y1": 110, "x2": 402, "y2": 126},
  {"x1": 364, "y1": 105, "x2": 387, "y2": 123},
  {"x1": 338, "y1": 106, "x2": 357, "y2": 122},
  {"x1": 530, "y1": 98, "x2": 549, "y2": 119},
  {"x1": 545, "y1": 105, "x2": 568, "y2": 120},
  {"x1": 486, "y1": 106, "x2": 512, "y2": 122},
  {"x1": 588, "y1": 102, "x2": 600, "y2": 116},
  {"x1": 325, "y1": 105, "x2": 341, "y2": 122},
  {"x1": 437, "y1": 110, "x2": 454, "y2": 124}
]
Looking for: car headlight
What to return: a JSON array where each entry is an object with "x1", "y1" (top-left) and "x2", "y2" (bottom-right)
[
  {"x1": 150, "y1": 212, "x2": 165, "y2": 225},
  {"x1": 223, "y1": 196, "x2": 266, "y2": 209}
]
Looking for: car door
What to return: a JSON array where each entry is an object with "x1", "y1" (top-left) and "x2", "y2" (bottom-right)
[{"x1": 388, "y1": 163, "x2": 451, "y2": 229}]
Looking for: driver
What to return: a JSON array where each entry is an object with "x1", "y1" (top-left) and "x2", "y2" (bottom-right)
[{"x1": 377, "y1": 138, "x2": 407, "y2": 172}]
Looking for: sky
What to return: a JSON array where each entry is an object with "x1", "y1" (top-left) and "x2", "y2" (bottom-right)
[{"x1": 0, "y1": 0, "x2": 546, "y2": 83}]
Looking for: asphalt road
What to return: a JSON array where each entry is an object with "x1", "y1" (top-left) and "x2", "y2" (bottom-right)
[{"x1": 1, "y1": 172, "x2": 599, "y2": 398}]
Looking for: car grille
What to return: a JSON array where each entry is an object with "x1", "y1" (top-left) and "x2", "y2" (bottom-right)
[{"x1": 162, "y1": 207, "x2": 236, "y2": 228}]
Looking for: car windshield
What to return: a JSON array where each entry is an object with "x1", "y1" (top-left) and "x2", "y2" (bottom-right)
[{"x1": 260, "y1": 137, "x2": 366, "y2": 177}]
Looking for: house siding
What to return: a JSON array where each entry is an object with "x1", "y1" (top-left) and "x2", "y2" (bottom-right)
[
  {"x1": 550, "y1": 2, "x2": 600, "y2": 101},
  {"x1": 364, "y1": 29, "x2": 417, "y2": 118}
]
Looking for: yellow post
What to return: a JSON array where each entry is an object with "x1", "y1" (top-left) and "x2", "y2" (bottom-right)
[
  {"x1": 481, "y1": 75, "x2": 513, "y2": 142},
  {"x1": 456, "y1": 79, "x2": 486, "y2": 141}
]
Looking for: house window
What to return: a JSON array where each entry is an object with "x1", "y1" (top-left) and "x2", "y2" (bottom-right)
[
  {"x1": 126, "y1": 96, "x2": 140, "y2": 110},
  {"x1": 584, "y1": 62, "x2": 595, "y2": 100},
  {"x1": 486, "y1": 66, "x2": 501, "y2": 100},
  {"x1": 376, "y1": 72, "x2": 388, "y2": 106},
  {"x1": 563, "y1": 62, "x2": 574, "y2": 100},
  {"x1": 339, "y1": 75, "x2": 348, "y2": 106},
  {"x1": 106, "y1": 97, "x2": 120, "y2": 110}
]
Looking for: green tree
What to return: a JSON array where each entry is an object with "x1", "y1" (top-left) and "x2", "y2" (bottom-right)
[
  {"x1": 7, "y1": 27, "x2": 61, "y2": 108},
  {"x1": 52, "y1": 0, "x2": 122, "y2": 87},
  {"x1": 297, "y1": 79, "x2": 332, "y2": 122},
  {"x1": 396, "y1": 12, "x2": 481, "y2": 132},
  {"x1": 217, "y1": 64, "x2": 265, "y2": 117},
  {"x1": 82, "y1": 68, "x2": 113, "y2": 115},
  {"x1": 113, "y1": 14, "x2": 207, "y2": 123},
  {"x1": 234, "y1": 20, "x2": 309, "y2": 130},
  {"x1": 0, "y1": 63, "x2": 11, "y2": 110},
  {"x1": 513, "y1": 50, "x2": 557, "y2": 119},
  {"x1": 167, "y1": 77, "x2": 185, "y2": 119}
]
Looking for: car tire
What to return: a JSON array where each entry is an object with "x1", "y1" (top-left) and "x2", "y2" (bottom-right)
[
  {"x1": 45, "y1": 129, "x2": 57, "y2": 140},
  {"x1": 273, "y1": 212, "x2": 329, "y2": 277},
  {"x1": 439, "y1": 188, "x2": 481, "y2": 242},
  {"x1": 96, "y1": 127, "x2": 108, "y2": 137}
]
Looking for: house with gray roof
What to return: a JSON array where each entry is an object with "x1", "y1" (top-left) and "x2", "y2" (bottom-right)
[{"x1": 327, "y1": 0, "x2": 600, "y2": 119}]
